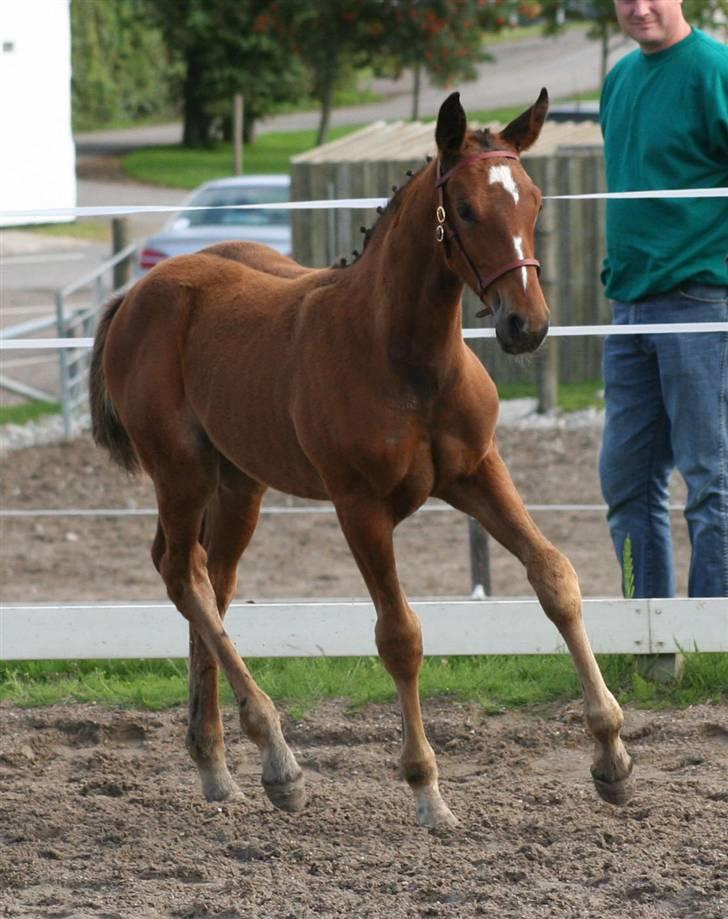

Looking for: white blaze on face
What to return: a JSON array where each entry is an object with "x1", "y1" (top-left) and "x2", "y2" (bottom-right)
[
  {"x1": 513, "y1": 236, "x2": 528, "y2": 291},
  {"x1": 490, "y1": 165, "x2": 528, "y2": 291},
  {"x1": 489, "y1": 164, "x2": 519, "y2": 204}
]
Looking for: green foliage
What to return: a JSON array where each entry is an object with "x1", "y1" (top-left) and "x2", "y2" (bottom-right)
[
  {"x1": 683, "y1": 0, "x2": 728, "y2": 27},
  {"x1": 622, "y1": 536, "x2": 636, "y2": 600},
  {"x1": 71, "y1": 0, "x2": 179, "y2": 130},
  {"x1": 144, "y1": 0, "x2": 308, "y2": 146},
  {"x1": 378, "y1": 0, "x2": 492, "y2": 86},
  {"x1": 265, "y1": 1, "x2": 395, "y2": 144}
]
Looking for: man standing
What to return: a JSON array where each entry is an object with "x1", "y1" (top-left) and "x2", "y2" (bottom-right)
[{"x1": 598, "y1": 0, "x2": 728, "y2": 597}]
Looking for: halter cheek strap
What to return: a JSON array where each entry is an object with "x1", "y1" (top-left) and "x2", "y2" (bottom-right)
[{"x1": 435, "y1": 150, "x2": 541, "y2": 317}]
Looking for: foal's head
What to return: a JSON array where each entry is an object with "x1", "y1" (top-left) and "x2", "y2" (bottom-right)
[{"x1": 434, "y1": 90, "x2": 550, "y2": 355}]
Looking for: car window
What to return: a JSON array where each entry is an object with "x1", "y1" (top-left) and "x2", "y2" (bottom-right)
[{"x1": 185, "y1": 185, "x2": 289, "y2": 228}]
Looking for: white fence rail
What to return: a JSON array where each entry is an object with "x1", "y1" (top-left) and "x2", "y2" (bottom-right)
[{"x1": 1, "y1": 597, "x2": 726, "y2": 661}]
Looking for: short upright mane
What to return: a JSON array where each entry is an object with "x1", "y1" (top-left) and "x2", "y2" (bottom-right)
[
  {"x1": 473, "y1": 127, "x2": 499, "y2": 150},
  {"x1": 332, "y1": 158, "x2": 430, "y2": 268}
]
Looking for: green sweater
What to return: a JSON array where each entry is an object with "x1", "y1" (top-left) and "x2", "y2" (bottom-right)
[{"x1": 600, "y1": 28, "x2": 728, "y2": 302}]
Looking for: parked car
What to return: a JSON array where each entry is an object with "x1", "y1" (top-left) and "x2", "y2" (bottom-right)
[{"x1": 137, "y1": 174, "x2": 291, "y2": 273}]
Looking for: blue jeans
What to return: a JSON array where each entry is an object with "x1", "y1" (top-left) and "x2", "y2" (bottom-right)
[{"x1": 599, "y1": 283, "x2": 728, "y2": 598}]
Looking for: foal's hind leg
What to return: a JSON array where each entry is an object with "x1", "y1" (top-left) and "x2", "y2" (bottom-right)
[
  {"x1": 334, "y1": 495, "x2": 457, "y2": 830},
  {"x1": 148, "y1": 451, "x2": 305, "y2": 812},
  {"x1": 441, "y1": 446, "x2": 634, "y2": 805},
  {"x1": 155, "y1": 516, "x2": 243, "y2": 801},
  {"x1": 184, "y1": 468, "x2": 267, "y2": 802}
]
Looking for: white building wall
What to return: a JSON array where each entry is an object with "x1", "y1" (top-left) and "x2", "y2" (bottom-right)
[{"x1": 0, "y1": 0, "x2": 76, "y2": 225}]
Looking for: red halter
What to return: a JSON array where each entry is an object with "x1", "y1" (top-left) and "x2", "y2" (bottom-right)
[{"x1": 435, "y1": 150, "x2": 541, "y2": 317}]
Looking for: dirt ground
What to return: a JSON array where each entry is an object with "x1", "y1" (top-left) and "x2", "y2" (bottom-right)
[
  {"x1": 3, "y1": 428, "x2": 725, "y2": 919},
  {"x1": 0, "y1": 699, "x2": 726, "y2": 918},
  {"x1": 0, "y1": 426, "x2": 691, "y2": 602}
]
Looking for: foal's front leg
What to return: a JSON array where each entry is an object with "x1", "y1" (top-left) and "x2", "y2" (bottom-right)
[
  {"x1": 441, "y1": 446, "x2": 634, "y2": 805},
  {"x1": 335, "y1": 496, "x2": 457, "y2": 829}
]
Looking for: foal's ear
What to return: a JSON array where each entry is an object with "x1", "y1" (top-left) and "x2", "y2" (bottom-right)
[
  {"x1": 435, "y1": 92, "x2": 467, "y2": 158},
  {"x1": 499, "y1": 87, "x2": 549, "y2": 153}
]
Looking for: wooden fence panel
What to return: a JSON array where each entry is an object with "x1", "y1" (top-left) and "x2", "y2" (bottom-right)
[{"x1": 3, "y1": 598, "x2": 727, "y2": 661}]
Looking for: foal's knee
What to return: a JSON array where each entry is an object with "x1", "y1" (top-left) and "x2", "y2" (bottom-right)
[
  {"x1": 375, "y1": 610, "x2": 423, "y2": 680},
  {"x1": 151, "y1": 524, "x2": 166, "y2": 573},
  {"x1": 160, "y1": 543, "x2": 210, "y2": 608},
  {"x1": 528, "y1": 544, "x2": 582, "y2": 629}
]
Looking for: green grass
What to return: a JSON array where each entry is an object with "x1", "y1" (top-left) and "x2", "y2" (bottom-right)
[
  {"x1": 0, "y1": 401, "x2": 60, "y2": 426},
  {"x1": 497, "y1": 379, "x2": 604, "y2": 412},
  {"x1": 122, "y1": 125, "x2": 363, "y2": 188},
  {"x1": 15, "y1": 220, "x2": 111, "y2": 243},
  {"x1": 2, "y1": 653, "x2": 725, "y2": 714}
]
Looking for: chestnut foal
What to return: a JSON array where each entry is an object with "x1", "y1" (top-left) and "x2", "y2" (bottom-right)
[{"x1": 90, "y1": 90, "x2": 633, "y2": 829}]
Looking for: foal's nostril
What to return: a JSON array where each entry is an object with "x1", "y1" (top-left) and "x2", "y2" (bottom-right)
[{"x1": 507, "y1": 313, "x2": 527, "y2": 341}]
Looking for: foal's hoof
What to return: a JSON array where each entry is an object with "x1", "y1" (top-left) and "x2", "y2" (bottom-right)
[
  {"x1": 262, "y1": 770, "x2": 306, "y2": 813},
  {"x1": 416, "y1": 799, "x2": 459, "y2": 832},
  {"x1": 591, "y1": 762, "x2": 635, "y2": 806},
  {"x1": 201, "y1": 772, "x2": 245, "y2": 804}
]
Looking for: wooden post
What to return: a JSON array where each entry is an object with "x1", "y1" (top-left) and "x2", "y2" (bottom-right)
[
  {"x1": 111, "y1": 217, "x2": 131, "y2": 290},
  {"x1": 636, "y1": 653, "x2": 686, "y2": 683},
  {"x1": 537, "y1": 336, "x2": 559, "y2": 413},
  {"x1": 530, "y1": 156, "x2": 559, "y2": 413},
  {"x1": 468, "y1": 518, "x2": 491, "y2": 598},
  {"x1": 233, "y1": 93, "x2": 244, "y2": 175}
]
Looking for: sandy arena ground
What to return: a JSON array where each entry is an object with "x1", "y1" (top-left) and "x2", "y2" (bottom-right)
[{"x1": 1, "y1": 428, "x2": 725, "y2": 918}]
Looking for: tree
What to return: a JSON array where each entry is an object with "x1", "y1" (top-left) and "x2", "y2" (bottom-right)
[
  {"x1": 265, "y1": 1, "x2": 388, "y2": 146},
  {"x1": 71, "y1": 0, "x2": 178, "y2": 130},
  {"x1": 144, "y1": 0, "x2": 305, "y2": 147},
  {"x1": 379, "y1": 1, "x2": 495, "y2": 120}
]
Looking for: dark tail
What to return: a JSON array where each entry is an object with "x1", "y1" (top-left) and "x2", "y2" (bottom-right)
[{"x1": 89, "y1": 293, "x2": 141, "y2": 474}]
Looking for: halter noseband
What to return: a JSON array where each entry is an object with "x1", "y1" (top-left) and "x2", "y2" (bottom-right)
[{"x1": 435, "y1": 150, "x2": 541, "y2": 317}]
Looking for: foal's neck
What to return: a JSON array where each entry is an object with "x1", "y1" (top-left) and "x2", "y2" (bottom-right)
[{"x1": 365, "y1": 164, "x2": 465, "y2": 377}]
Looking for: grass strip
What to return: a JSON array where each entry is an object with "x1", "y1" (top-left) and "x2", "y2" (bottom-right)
[
  {"x1": 122, "y1": 125, "x2": 363, "y2": 188},
  {"x1": 0, "y1": 401, "x2": 61, "y2": 427},
  {"x1": 496, "y1": 379, "x2": 604, "y2": 412},
  {"x1": 1, "y1": 654, "x2": 725, "y2": 716}
]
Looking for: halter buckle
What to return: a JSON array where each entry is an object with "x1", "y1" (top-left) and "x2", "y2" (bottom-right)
[
  {"x1": 435, "y1": 224, "x2": 445, "y2": 243},
  {"x1": 436, "y1": 205, "x2": 446, "y2": 224}
]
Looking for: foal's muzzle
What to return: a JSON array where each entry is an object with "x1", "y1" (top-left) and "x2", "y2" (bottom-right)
[{"x1": 495, "y1": 310, "x2": 548, "y2": 355}]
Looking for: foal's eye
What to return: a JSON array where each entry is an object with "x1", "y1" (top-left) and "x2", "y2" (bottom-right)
[{"x1": 456, "y1": 202, "x2": 477, "y2": 224}]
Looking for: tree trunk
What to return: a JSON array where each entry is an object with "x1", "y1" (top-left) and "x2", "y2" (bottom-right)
[
  {"x1": 243, "y1": 110, "x2": 256, "y2": 144},
  {"x1": 316, "y1": 78, "x2": 334, "y2": 147},
  {"x1": 182, "y1": 48, "x2": 212, "y2": 147}
]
